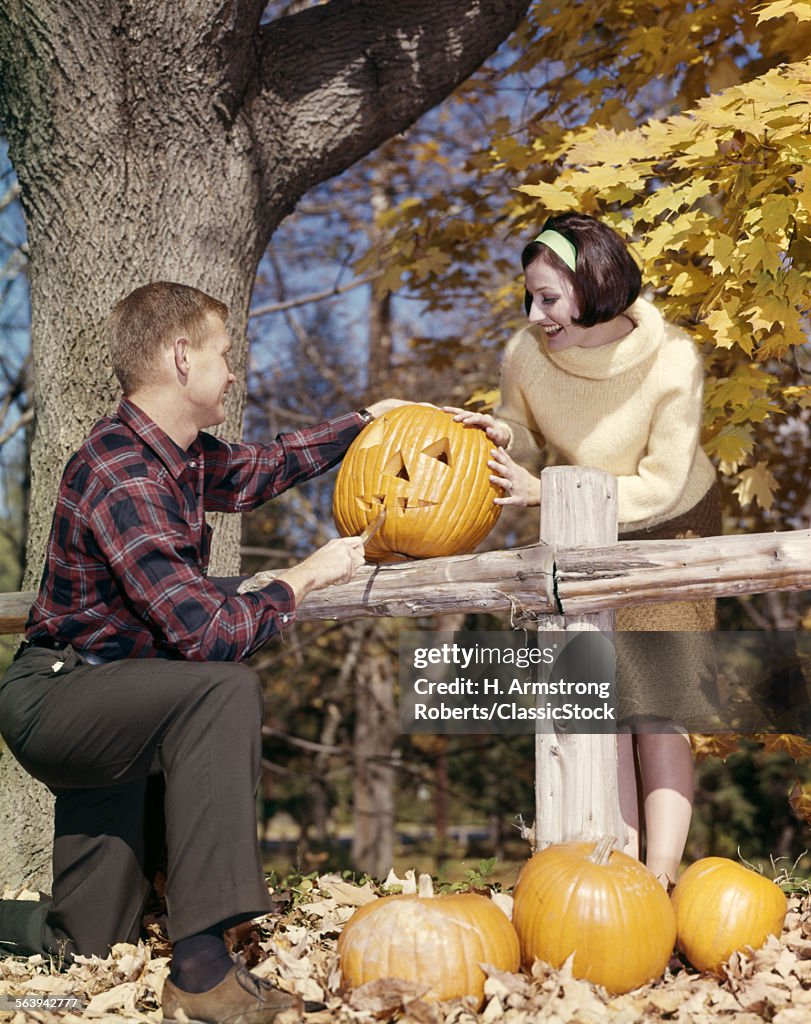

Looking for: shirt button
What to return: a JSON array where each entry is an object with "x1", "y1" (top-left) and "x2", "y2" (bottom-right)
[
  {"x1": 188, "y1": 459, "x2": 198, "y2": 469},
  {"x1": 281, "y1": 614, "x2": 289, "y2": 624}
]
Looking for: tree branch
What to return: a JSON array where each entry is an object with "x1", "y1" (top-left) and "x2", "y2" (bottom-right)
[
  {"x1": 0, "y1": 407, "x2": 33, "y2": 448},
  {"x1": 248, "y1": 271, "x2": 379, "y2": 317},
  {"x1": 246, "y1": 0, "x2": 531, "y2": 235}
]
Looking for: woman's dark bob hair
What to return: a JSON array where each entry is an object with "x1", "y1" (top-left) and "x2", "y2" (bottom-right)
[{"x1": 522, "y1": 212, "x2": 641, "y2": 326}]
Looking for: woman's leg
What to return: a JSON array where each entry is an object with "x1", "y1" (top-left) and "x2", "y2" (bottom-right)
[{"x1": 636, "y1": 731, "x2": 694, "y2": 886}]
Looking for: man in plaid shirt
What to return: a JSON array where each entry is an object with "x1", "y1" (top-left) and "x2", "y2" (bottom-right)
[{"x1": 0, "y1": 282, "x2": 406, "y2": 1022}]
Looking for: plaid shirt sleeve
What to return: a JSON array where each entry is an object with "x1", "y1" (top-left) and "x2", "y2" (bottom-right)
[
  {"x1": 86, "y1": 475, "x2": 298, "y2": 661},
  {"x1": 28, "y1": 408, "x2": 366, "y2": 661},
  {"x1": 200, "y1": 412, "x2": 364, "y2": 513}
]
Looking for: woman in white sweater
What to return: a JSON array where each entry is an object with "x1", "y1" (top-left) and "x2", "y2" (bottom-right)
[{"x1": 451, "y1": 212, "x2": 720, "y2": 886}]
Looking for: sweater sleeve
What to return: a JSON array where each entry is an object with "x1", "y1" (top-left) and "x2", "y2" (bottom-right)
[
  {"x1": 616, "y1": 339, "x2": 705, "y2": 524},
  {"x1": 494, "y1": 332, "x2": 546, "y2": 467}
]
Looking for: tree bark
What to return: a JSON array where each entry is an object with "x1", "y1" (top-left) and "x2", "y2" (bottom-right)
[
  {"x1": 351, "y1": 626, "x2": 396, "y2": 876},
  {"x1": 0, "y1": 0, "x2": 530, "y2": 888}
]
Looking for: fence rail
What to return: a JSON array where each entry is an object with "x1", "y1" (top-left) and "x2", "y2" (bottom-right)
[{"x1": 2, "y1": 527, "x2": 809, "y2": 635}]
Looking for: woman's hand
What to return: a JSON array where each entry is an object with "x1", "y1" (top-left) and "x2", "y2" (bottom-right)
[
  {"x1": 443, "y1": 406, "x2": 511, "y2": 448},
  {"x1": 488, "y1": 447, "x2": 541, "y2": 507}
]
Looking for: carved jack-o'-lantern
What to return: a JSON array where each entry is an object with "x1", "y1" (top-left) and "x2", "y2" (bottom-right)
[{"x1": 333, "y1": 405, "x2": 501, "y2": 562}]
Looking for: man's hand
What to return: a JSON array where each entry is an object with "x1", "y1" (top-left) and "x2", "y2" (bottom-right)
[
  {"x1": 363, "y1": 398, "x2": 419, "y2": 418},
  {"x1": 238, "y1": 537, "x2": 365, "y2": 600},
  {"x1": 286, "y1": 536, "x2": 366, "y2": 590}
]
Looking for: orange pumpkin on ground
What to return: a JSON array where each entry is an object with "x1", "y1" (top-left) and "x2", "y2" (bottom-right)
[
  {"x1": 512, "y1": 835, "x2": 676, "y2": 994},
  {"x1": 337, "y1": 874, "x2": 520, "y2": 1006},
  {"x1": 670, "y1": 857, "x2": 787, "y2": 975},
  {"x1": 333, "y1": 404, "x2": 501, "y2": 562}
]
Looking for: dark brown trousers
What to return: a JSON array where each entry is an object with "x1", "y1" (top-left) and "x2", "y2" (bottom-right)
[{"x1": 0, "y1": 645, "x2": 271, "y2": 959}]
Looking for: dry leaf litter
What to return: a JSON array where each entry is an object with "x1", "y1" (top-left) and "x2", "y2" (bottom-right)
[{"x1": 2, "y1": 870, "x2": 811, "y2": 1023}]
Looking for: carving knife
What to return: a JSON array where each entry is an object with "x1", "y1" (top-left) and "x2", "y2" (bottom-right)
[{"x1": 359, "y1": 507, "x2": 387, "y2": 545}]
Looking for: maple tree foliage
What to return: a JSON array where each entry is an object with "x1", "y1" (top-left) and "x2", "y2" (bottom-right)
[{"x1": 362, "y1": 0, "x2": 811, "y2": 521}]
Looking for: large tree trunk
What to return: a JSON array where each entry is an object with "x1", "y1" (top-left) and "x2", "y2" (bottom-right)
[{"x1": 0, "y1": 0, "x2": 529, "y2": 888}]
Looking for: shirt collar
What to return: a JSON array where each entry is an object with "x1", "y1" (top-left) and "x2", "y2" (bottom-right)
[{"x1": 115, "y1": 397, "x2": 201, "y2": 480}]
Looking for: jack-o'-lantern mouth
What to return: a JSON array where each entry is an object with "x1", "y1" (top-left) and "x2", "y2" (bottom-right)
[
  {"x1": 354, "y1": 438, "x2": 450, "y2": 512},
  {"x1": 355, "y1": 495, "x2": 438, "y2": 511}
]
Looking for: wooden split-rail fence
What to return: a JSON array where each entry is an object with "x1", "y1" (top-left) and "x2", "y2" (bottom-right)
[{"x1": 1, "y1": 466, "x2": 809, "y2": 850}]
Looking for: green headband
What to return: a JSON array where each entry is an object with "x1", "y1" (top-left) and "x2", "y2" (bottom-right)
[{"x1": 533, "y1": 229, "x2": 577, "y2": 273}]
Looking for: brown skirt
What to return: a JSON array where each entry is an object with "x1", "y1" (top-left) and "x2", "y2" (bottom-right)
[
  {"x1": 616, "y1": 483, "x2": 721, "y2": 633},
  {"x1": 615, "y1": 484, "x2": 722, "y2": 730}
]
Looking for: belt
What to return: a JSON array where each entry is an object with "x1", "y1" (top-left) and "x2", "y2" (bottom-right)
[{"x1": 14, "y1": 638, "x2": 107, "y2": 665}]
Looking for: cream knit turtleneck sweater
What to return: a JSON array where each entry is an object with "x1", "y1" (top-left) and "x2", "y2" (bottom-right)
[{"x1": 495, "y1": 297, "x2": 717, "y2": 532}]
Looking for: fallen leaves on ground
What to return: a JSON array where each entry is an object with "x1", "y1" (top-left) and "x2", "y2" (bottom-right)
[{"x1": 1, "y1": 875, "x2": 811, "y2": 1022}]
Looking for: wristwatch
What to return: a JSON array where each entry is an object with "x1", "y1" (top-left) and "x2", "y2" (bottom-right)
[{"x1": 357, "y1": 408, "x2": 375, "y2": 426}]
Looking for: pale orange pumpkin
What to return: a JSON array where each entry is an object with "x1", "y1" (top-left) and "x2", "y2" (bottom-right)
[
  {"x1": 333, "y1": 405, "x2": 501, "y2": 562},
  {"x1": 512, "y1": 835, "x2": 676, "y2": 994},
  {"x1": 671, "y1": 857, "x2": 787, "y2": 975},
  {"x1": 337, "y1": 874, "x2": 520, "y2": 1006}
]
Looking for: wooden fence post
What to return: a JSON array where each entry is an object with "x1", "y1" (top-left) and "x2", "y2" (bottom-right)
[{"x1": 532, "y1": 466, "x2": 627, "y2": 851}]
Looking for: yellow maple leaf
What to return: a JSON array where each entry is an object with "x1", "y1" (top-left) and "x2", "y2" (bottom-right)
[
  {"x1": 705, "y1": 307, "x2": 743, "y2": 350},
  {"x1": 733, "y1": 461, "x2": 778, "y2": 510},
  {"x1": 689, "y1": 733, "x2": 742, "y2": 762},
  {"x1": 782, "y1": 385, "x2": 811, "y2": 409},
  {"x1": 749, "y1": 291, "x2": 790, "y2": 328},
  {"x1": 740, "y1": 236, "x2": 783, "y2": 275},
  {"x1": 517, "y1": 182, "x2": 578, "y2": 211},
  {"x1": 755, "y1": 733, "x2": 811, "y2": 759},
  {"x1": 704, "y1": 423, "x2": 755, "y2": 464},
  {"x1": 668, "y1": 269, "x2": 705, "y2": 297},
  {"x1": 412, "y1": 248, "x2": 451, "y2": 279},
  {"x1": 760, "y1": 195, "x2": 794, "y2": 234},
  {"x1": 745, "y1": 310, "x2": 776, "y2": 334},
  {"x1": 707, "y1": 370, "x2": 774, "y2": 410},
  {"x1": 757, "y1": 318, "x2": 810, "y2": 358},
  {"x1": 567, "y1": 125, "x2": 652, "y2": 166},
  {"x1": 465, "y1": 387, "x2": 500, "y2": 411},
  {"x1": 708, "y1": 235, "x2": 736, "y2": 275},
  {"x1": 755, "y1": 0, "x2": 811, "y2": 24}
]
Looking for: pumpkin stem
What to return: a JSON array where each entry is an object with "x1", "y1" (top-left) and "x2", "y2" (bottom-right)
[
  {"x1": 587, "y1": 835, "x2": 618, "y2": 866},
  {"x1": 417, "y1": 873, "x2": 435, "y2": 898}
]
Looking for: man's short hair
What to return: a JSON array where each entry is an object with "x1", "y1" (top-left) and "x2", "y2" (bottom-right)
[
  {"x1": 521, "y1": 212, "x2": 641, "y2": 326},
  {"x1": 107, "y1": 282, "x2": 229, "y2": 395}
]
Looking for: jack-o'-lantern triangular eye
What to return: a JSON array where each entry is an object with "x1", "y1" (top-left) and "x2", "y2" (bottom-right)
[
  {"x1": 383, "y1": 451, "x2": 410, "y2": 480},
  {"x1": 421, "y1": 438, "x2": 451, "y2": 466}
]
